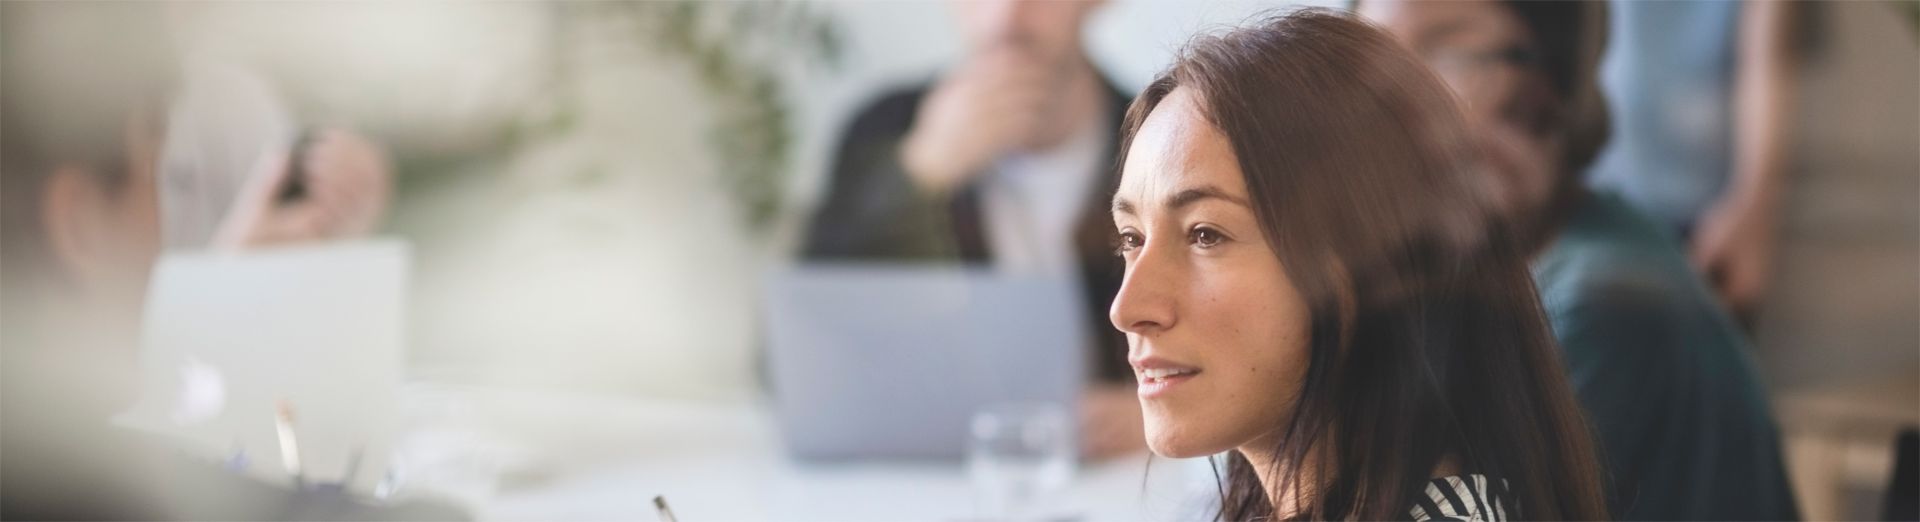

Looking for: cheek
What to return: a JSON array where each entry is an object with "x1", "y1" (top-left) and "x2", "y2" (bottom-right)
[
  {"x1": 1194, "y1": 266, "x2": 1297, "y2": 362},
  {"x1": 105, "y1": 168, "x2": 163, "y2": 293},
  {"x1": 1200, "y1": 255, "x2": 1312, "y2": 408},
  {"x1": 1142, "y1": 253, "x2": 1313, "y2": 457},
  {"x1": 120, "y1": 170, "x2": 163, "y2": 256},
  {"x1": 129, "y1": 175, "x2": 162, "y2": 233}
]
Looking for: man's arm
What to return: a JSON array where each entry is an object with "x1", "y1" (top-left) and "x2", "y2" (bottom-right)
[
  {"x1": 1690, "y1": 0, "x2": 1798, "y2": 314},
  {"x1": 802, "y1": 90, "x2": 964, "y2": 261}
]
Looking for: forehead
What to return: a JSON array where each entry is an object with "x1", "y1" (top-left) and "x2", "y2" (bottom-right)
[{"x1": 1117, "y1": 88, "x2": 1245, "y2": 206}]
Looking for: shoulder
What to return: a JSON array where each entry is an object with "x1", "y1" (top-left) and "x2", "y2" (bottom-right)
[
  {"x1": 1410, "y1": 475, "x2": 1513, "y2": 522},
  {"x1": 1533, "y1": 194, "x2": 1721, "y2": 330},
  {"x1": 1532, "y1": 194, "x2": 1758, "y2": 380},
  {"x1": 838, "y1": 83, "x2": 931, "y2": 141},
  {"x1": 1536, "y1": 194, "x2": 1686, "y2": 277}
]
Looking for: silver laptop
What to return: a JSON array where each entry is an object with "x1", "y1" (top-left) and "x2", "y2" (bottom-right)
[
  {"x1": 763, "y1": 264, "x2": 1089, "y2": 461},
  {"x1": 125, "y1": 239, "x2": 407, "y2": 491}
]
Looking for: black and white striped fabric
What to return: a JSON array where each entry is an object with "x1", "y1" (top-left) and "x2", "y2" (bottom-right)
[{"x1": 1408, "y1": 474, "x2": 1512, "y2": 521}]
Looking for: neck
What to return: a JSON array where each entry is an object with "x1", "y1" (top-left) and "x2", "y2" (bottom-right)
[{"x1": 1238, "y1": 433, "x2": 1324, "y2": 518}]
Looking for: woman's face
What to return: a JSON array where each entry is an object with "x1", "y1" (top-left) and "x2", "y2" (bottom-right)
[{"x1": 1110, "y1": 87, "x2": 1313, "y2": 459}]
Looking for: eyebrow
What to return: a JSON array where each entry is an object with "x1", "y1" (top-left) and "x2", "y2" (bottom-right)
[{"x1": 1111, "y1": 185, "x2": 1252, "y2": 216}]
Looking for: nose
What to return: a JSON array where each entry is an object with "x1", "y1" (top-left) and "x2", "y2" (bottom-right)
[{"x1": 1109, "y1": 244, "x2": 1178, "y2": 337}]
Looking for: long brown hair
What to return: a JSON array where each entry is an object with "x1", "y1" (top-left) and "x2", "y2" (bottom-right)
[{"x1": 1116, "y1": 9, "x2": 1607, "y2": 520}]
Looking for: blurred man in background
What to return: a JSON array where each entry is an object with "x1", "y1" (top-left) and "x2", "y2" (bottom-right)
[
  {"x1": 802, "y1": 0, "x2": 1144, "y2": 458},
  {"x1": 1360, "y1": 1, "x2": 1799, "y2": 519},
  {"x1": 0, "y1": 3, "x2": 438, "y2": 519}
]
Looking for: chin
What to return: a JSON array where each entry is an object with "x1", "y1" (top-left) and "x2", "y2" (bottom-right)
[
  {"x1": 1147, "y1": 440, "x2": 1213, "y2": 459},
  {"x1": 1143, "y1": 417, "x2": 1226, "y2": 458}
]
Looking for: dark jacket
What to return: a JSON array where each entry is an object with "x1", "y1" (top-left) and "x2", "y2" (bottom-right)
[{"x1": 802, "y1": 78, "x2": 1133, "y2": 382}]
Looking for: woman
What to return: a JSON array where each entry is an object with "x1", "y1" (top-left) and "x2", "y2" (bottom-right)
[{"x1": 1107, "y1": 9, "x2": 1608, "y2": 520}]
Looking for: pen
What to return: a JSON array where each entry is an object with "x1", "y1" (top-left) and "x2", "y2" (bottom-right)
[
  {"x1": 653, "y1": 495, "x2": 679, "y2": 522},
  {"x1": 275, "y1": 400, "x2": 305, "y2": 489}
]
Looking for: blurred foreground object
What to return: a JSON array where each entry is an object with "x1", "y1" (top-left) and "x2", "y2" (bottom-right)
[{"x1": 1, "y1": 2, "x2": 451, "y2": 518}]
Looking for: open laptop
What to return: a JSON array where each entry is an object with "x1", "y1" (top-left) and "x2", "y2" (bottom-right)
[
  {"x1": 762, "y1": 264, "x2": 1088, "y2": 461},
  {"x1": 124, "y1": 239, "x2": 407, "y2": 491}
]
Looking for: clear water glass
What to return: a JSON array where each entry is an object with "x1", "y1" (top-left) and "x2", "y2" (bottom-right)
[{"x1": 967, "y1": 402, "x2": 1075, "y2": 521}]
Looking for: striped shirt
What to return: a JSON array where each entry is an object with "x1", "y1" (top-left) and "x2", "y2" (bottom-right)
[{"x1": 1409, "y1": 474, "x2": 1512, "y2": 521}]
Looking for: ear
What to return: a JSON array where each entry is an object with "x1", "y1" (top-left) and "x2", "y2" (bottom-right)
[{"x1": 41, "y1": 164, "x2": 112, "y2": 288}]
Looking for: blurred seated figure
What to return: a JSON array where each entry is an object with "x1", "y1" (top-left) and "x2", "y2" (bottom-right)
[
  {"x1": 0, "y1": 3, "x2": 449, "y2": 519},
  {"x1": 1360, "y1": 1, "x2": 1798, "y2": 519},
  {"x1": 801, "y1": 0, "x2": 1144, "y2": 458}
]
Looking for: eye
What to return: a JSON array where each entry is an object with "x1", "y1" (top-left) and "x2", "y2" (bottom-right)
[
  {"x1": 1113, "y1": 230, "x2": 1144, "y2": 257},
  {"x1": 1188, "y1": 225, "x2": 1227, "y2": 249}
]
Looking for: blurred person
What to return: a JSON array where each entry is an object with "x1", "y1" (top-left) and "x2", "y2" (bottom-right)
[
  {"x1": 0, "y1": 3, "x2": 438, "y2": 519},
  {"x1": 1360, "y1": 0, "x2": 1799, "y2": 519},
  {"x1": 1586, "y1": 0, "x2": 1799, "y2": 318},
  {"x1": 1110, "y1": 10, "x2": 1606, "y2": 520},
  {"x1": 801, "y1": 0, "x2": 1144, "y2": 458},
  {"x1": 163, "y1": 56, "x2": 393, "y2": 252}
]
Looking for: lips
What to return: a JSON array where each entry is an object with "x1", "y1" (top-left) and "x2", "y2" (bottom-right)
[
  {"x1": 1139, "y1": 367, "x2": 1198, "y2": 382},
  {"x1": 1132, "y1": 355, "x2": 1201, "y2": 398}
]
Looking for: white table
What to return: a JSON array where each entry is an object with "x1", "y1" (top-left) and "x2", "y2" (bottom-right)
[{"x1": 389, "y1": 385, "x2": 1216, "y2": 521}]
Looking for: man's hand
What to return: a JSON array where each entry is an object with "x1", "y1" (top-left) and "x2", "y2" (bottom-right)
[
  {"x1": 214, "y1": 129, "x2": 391, "y2": 249},
  {"x1": 900, "y1": 48, "x2": 1054, "y2": 196},
  {"x1": 1690, "y1": 186, "x2": 1781, "y2": 315}
]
